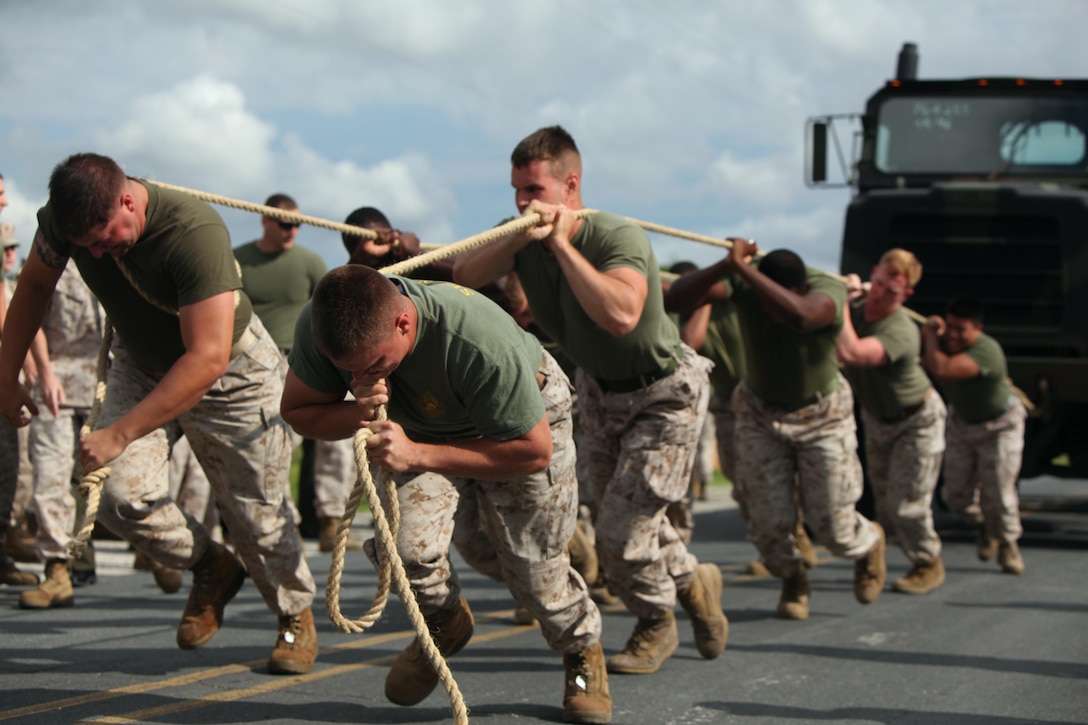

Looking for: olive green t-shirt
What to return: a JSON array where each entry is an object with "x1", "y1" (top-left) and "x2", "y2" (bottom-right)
[
  {"x1": 289, "y1": 276, "x2": 545, "y2": 444},
  {"x1": 513, "y1": 212, "x2": 680, "y2": 381},
  {"x1": 36, "y1": 180, "x2": 252, "y2": 376},
  {"x1": 233, "y1": 241, "x2": 327, "y2": 351},
  {"x1": 731, "y1": 266, "x2": 845, "y2": 410},
  {"x1": 843, "y1": 304, "x2": 930, "y2": 419},
  {"x1": 939, "y1": 331, "x2": 1011, "y2": 423},
  {"x1": 700, "y1": 299, "x2": 747, "y2": 395}
]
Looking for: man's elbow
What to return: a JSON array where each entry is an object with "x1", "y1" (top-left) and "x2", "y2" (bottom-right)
[{"x1": 605, "y1": 312, "x2": 640, "y2": 337}]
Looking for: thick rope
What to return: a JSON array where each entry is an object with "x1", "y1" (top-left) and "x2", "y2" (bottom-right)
[
  {"x1": 144, "y1": 180, "x2": 381, "y2": 241},
  {"x1": 325, "y1": 409, "x2": 468, "y2": 725},
  {"x1": 68, "y1": 321, "x2": 114, "y2": 558}
]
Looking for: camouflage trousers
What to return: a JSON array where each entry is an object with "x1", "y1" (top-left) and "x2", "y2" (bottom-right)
[
  {"x1": 94, "y1": 317, "x2": 314, "y2": 616},
  {"x1": 576, "y1": 343, "x2": 711, "y2": 620},
  {"x1": 709, "y1": 390, "x2": 740, "y2": 507},
  {"x1": 276, "y1": 350, "x2": 355, "y2": 521},
  {"x1": 27, "y1": 405, "x2": 89, "y2": 560},
  {"x1": 942, "y1": 397, "x2": 1026, "y2": 543},
  {"x1": 167, "y1": 435, "x2": 221, "y2": 543},
  {"x1": 666, "y1": 379, "x2": 713, "y2": 546},
  {"x1": 312, "y1": 438, "x2": 355, "y2": 519},
  {"x1": 374, "y1": 350, "x2": 600, "y2": 653},
  {"x1": 733, "y1": 375, "x2": 878, "y2": 578},
  {"x1": 861, "y1": 390, "x2": 946, "y2": 565},
  {"x1": 29, "y1": 406, "x2": 220, "y2": 560}
]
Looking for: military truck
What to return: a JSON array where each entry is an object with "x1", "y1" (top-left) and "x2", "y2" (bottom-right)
[{"x1": 806, "y1": 43, "x2": 1088, "y2": 478}]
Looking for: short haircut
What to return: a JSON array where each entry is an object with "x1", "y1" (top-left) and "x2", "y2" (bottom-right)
[
  {"x1": 264, "y1": 193, "x2": 297, "y2": 210},
  {"x1": 511, "y1": 126, "x2": 580, "y2": 174},
  {"x1": 48, "y1": 153, "x2": 127, "y2": 239},
  {"x1": 758, "y1": 249, "x2": 807, "y2": 291},
  {"x1": 311, "y1": 265, "x2": 403, "y2": 359},
  {"x1": 341, "y1": 206, "x2": 391, "y2": 254},
  {"x1": 947, "y1": 294, "x2": 984, "y2": 325},
  {"x1": 879, "y1": 248, "x2": 922, "y2": 288},
  {"x1": 669, "y1": 261, "x2": 698, "y2": 277}
]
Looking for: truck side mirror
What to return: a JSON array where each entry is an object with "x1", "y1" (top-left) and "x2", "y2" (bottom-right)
[{"x1": 810, "y1": 121, "x2": 829, "y2": 184}]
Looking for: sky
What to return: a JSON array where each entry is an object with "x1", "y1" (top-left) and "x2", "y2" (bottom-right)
[{"x1": 2, "y1": 0, "x2": 1086, "y2": 274}]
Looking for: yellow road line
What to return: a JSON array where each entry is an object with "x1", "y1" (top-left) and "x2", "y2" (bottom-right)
[
  {"x1": 0, "y1": 629, "x2": 413, "y2": 722},
  {"x1": 86, "y1": 626, "x2": 538, "y2": 724},
  {"x1": 0, "y1": 566, "x2": 768, "y2": 722}
]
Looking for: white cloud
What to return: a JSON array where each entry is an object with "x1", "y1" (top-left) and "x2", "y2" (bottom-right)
[
  {"x1": 2, "y1": 0, "x2": 1087, "y2": 274},
  {"x1": 100, "y1": 75, "x2": 277, "y2": 191}
]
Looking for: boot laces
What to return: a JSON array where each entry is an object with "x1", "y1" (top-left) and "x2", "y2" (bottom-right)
[{"x1": 278, "y1": 614, "x2": 302, "y2": 646}]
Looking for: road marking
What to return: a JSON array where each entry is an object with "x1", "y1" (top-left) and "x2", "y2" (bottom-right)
[
  {"x1": 0, "y1": 563, "x2": 764, "y2": 722},
  {"x1": 85, "y1": 625, "x2": 539, "y2": 724}
]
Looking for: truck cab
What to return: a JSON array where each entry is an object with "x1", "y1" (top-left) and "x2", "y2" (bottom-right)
[{"x1": 807, "y1": 43, "x2": 1088, "y2": 477}]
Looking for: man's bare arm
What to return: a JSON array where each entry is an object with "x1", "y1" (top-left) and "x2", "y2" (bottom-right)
[
  {"x1": 281, "y1": 369, "x2": 368, "y2": 441},
  {"x1": 77, "y1": 291, "x2": 235, "y2": 470},
  {"x1": 367, "y1": 415, "x2": 553, "y2": 481},
  {"x1": 453, "y1": 231, "x2": 531, "y2": 289},
  {"x1": 0, "y1": 246, "x2": 66, "y2": 425},
  {"x1": 836, "y1": 306, "x2": 889, "y2": 367}
]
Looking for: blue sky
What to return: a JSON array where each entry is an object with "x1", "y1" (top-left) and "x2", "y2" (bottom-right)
[{"x1": 2, "y1": 0, "x2": 1086, "y2": 273}]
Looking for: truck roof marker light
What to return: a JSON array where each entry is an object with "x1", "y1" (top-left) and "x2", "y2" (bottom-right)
[
  {"x1": 1016, "y1": 79, "x2": 1026, "y2": 86},
  {"x1": 979, "y1": 79, "x2": 989, "y2": 86},
  {"x1": 1055, "y1": 79, "x2": 1064, "y2": 86},
  {"x1": 890, "y1": 79, "x2": 901, "y2": 87}
]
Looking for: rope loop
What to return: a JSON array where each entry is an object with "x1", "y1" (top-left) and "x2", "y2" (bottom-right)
[{"x1": 325, "y1": 406, "x2": 468, "y2": 724}]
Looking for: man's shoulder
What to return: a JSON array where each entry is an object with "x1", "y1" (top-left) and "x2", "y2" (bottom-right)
[
  {"x1": 584, "y1": 210, "x2": 643, "y2": 237},
  {"x1": 971, "y1": 332, "x2": 1006, "y2": 359},
  {"x1": 232, "y1": 240, "x2": 260, "y2": 257}
]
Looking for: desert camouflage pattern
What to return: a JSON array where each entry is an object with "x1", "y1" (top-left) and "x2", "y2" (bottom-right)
[
  {"x1": 312, "y1": 438, "x2": 356, "y2": 519},
  {"x1": 941, "y1": 397, "x2": 1026, "y2": 543},
  {"x1": 667, "y1": 385, "x2": 714, "y2": 545},
  {"x1": 861, "y1": 390, "x2": 946, "y2": 564},
  {"x1": 733, "y1": 375, "x2": 879, "y2": 578},
  {"x1": 25, "y1": 264, "x2": 106, "y2": 560},
  {"x1": 576, "y1": 343, "x2": 711, "y2": 620},
  {"x1": 28, "y1": 406, "x2": 88, "y2": 559},
  {"x1": 372, "y1": 350, "x2": 601, "y2": 653},
  {"x1": 92, "y1": 317, "x2": 314, "y2": 615},
  {"x1": 167, "y1": 435, "x2": 221, "y2": 543},
  {"x1": 709, "y1": 391, "x2": 741, "y2": 511}
]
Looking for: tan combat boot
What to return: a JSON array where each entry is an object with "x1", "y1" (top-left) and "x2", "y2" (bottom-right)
[
  {"x1": 998, "y1": 541, "x2": 1025, "y2": 574},
  {"x1": 176, "y1": 542, "x2": 246, "y2": 650},
  {"x1": 563, "y1": 641, "x2": 612, "y2": 724},
  {"x1": 977, "y1": 527, "x2": 999, "y2": 561},
  {"x1": 776, "y1": 568, "x2": 810, "y2": 620},
  {"x1": 18, "y1": 559, "x2": 73, "y2": 608},
  {"x1": 1, "y1": 553, "x2": 39, "y2": 587},
  {"x1": 135, "y1": 550, "x2": 183, "y2": 594},
  {"x1": 795, "y1": 523, "x2": 818, "y2": 569},
  {"x1": 568, "y1": 524, "x2": 599, "y2": 589},
  {"x1": 4, "y1": 515, "x2": 39, "y2": 563},
  {"x1": 892, "y1": 557, "x2": 946, "y2": 595},
  {"x1": 386, "y1": 596, "x2": 475, "y2": 706},
  {"x1": 677, "y1": 562, "x2": 729, "y2": 659},
  {"x1": 268, "y1": 608, "x2": 318, "y2": 674},
  {"x1": 854, "y1": 522, "x2": 886, "y2": 604},
  {"x1": 606, "y1": 611, "x2": 679, "y2": 675},
  {"x1": 318, "y1": 516, "x2": 364, "y2": 553}
]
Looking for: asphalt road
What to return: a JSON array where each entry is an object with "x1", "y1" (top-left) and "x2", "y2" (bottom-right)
[{"x1": 2, "y1": 476, "x2": 1087, "y2": 725}]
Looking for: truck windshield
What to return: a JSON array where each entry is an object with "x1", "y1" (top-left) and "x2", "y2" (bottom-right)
[{"x1": 875, "y1": 95, "x2": 1088, "y2": 175}]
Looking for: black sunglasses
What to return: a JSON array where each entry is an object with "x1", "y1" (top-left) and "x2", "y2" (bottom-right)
[{"x1": 277, "y1": 220, "x2": 301, "y2": 231}]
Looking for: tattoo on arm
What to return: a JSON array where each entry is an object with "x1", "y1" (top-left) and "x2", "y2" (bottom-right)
[{"x1": 34, "y1": 229, "x2": 69, "y2": 269}]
